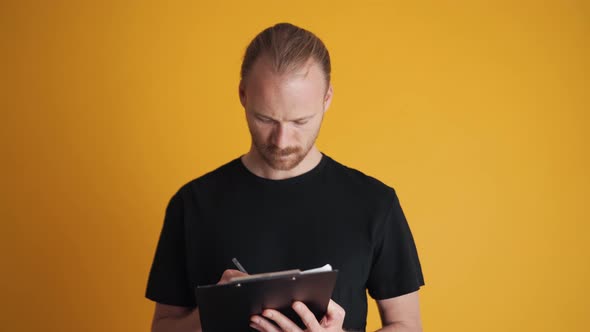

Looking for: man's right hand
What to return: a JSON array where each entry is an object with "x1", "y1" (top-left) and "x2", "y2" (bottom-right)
[{"x1": 217, "y1": 269, "x2": 249, "y2": 284}]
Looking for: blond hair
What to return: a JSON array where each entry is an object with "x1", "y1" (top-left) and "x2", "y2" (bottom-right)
[{"x1": 240, "y1": 23, "x2": 331, "y2": 87}]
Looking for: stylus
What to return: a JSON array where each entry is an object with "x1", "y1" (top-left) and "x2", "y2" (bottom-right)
[{"x1": 232, "y1": 257, "x2": 249, "y2": 274}]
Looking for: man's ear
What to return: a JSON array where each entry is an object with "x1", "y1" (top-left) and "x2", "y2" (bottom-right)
[
  {"x1": 239, "y1": 81, "x2": 246, "y2": 107},
  {"x1": 323, "y1": 83, "x2": 334, "y2": 112}
]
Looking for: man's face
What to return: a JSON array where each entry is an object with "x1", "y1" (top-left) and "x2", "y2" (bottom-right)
[{"x1": 239, "y1": 56, "x2": 333, "y2": 171}]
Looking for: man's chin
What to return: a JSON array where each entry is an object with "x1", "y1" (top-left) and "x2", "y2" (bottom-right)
[{"x1": 265, "y1": 154, "x2": 302, "y2": 171}]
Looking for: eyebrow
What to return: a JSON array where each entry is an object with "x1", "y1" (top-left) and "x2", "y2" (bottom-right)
[{"x1": 254, "y1": 112, "x2": 314, "y2": 122}]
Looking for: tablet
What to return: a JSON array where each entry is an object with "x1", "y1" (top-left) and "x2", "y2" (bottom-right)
[{"x1": 195, "y1": 270, "x2": 338, "y2": 332}]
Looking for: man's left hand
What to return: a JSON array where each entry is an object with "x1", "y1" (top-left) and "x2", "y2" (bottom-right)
[{"x1": 250, "y1": 299, "x2": 345, "y2": 332}]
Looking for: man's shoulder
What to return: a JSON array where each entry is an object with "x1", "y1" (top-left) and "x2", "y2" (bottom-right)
[
  {"x1": 323, "y1": 155, "x2": 397, "y2": 197},
  {"x1": 174, "y1": 157, "x2": 243, "y2": 195}
]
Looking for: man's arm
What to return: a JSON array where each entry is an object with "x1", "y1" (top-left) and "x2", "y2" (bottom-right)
[
  {"x1": 375, "y1": 291, "x2": 423, "y2": 332},
  {"x1": 151, "y1": 303, "x2": 201, "y2": 332},
  {"x1": 151, "y1": 269, "x2": 248, "y2": 332}
]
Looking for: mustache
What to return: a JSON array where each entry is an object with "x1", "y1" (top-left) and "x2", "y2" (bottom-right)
[{"x1": 265, "y1": 145, "x2": 300, "y2": 156}]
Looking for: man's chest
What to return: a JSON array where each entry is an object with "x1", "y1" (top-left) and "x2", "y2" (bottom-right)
[{"x1": 188, "y1": 195, "x2": 375, "y2": 290}]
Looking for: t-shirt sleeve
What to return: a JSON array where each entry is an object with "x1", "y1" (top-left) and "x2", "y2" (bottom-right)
[
  {"x1": 366, "y1": 190, "x2": 425, "y2": 300},
  {"x1": 145, "y1": 191, "x2": 196, "y2": 307}
]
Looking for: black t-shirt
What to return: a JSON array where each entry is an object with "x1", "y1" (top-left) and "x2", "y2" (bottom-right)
[{"x1": 146, "y1": 154, "x2": 424, "y2": 331}]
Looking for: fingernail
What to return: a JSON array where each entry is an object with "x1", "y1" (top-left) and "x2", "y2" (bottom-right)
[
  {"x1": 263, "y1": 310, "x2": 273, "y2": 318},
  {"x1": 251, "y1": 316, "x2": 259, "y2": 324}
]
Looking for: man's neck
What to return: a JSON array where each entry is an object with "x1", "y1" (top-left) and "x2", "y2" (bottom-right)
[{"x1": 241, "y1": 147, "x2": 323, "y2": 180}]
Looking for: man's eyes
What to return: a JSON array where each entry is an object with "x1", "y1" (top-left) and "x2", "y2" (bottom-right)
[{"x1": 257, "y1": 117, "x2": 274, "y2": 123}]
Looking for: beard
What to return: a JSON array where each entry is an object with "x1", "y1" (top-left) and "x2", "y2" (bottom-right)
[
  {"x1": 254, "y1": 142, "x2": 309, "y2": 171},
  {"x1": 249, "y1": 115, "x2": 323, "y2": 171},
  {"x1": 252, "y1": 126, "x2": 320, "y2": 171}
]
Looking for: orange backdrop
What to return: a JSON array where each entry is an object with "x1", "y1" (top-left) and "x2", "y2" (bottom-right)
[{"x1": 1, "y1": 1, "x2": 589, "y2": 331}]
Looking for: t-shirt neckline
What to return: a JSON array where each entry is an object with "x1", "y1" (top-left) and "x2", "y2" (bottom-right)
[{"x1": 236, "y1": 153, "x2": 328, "y2": 186}]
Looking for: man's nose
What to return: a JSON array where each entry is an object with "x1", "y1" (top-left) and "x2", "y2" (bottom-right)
[{"x1": 270, "y1": 123, "x2": 290, "y2": 149}]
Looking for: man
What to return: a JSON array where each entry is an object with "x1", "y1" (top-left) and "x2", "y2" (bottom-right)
[{"x1": 146, "y1": 23, "x2": 425, "y2": 331}]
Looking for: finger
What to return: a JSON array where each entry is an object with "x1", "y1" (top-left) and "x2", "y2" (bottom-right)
[
  {"x1": 250, "y1": 314, "x2": 282, "y2": 332},
  {"x1": 262, "y1": 309, "x2": 303, "y2": 332},
  {"x1": 292, "y1": 301, "x2": 322, "y2": 331},
  {"x1": 249, "y1": 320, "x2": 263, "y2": 331},
  {"x1": 217, "y1": 269, "x2": 248, "y2": 285},
  {"x1": 323, "y1": 299, "x2": 346, "y2": 325}
]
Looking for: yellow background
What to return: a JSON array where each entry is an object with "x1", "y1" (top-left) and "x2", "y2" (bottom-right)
[{"x1": 1, "y1": 0, "x2": 588, "y2": 331}]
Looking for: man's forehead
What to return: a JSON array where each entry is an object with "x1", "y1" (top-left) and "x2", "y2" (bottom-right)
[
  {"x1": 252, "y1": 109, "x2": 317, "y2": 122},
  {"x1": 246, "y1": 55, "x2": 324, "y2": 85}
]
